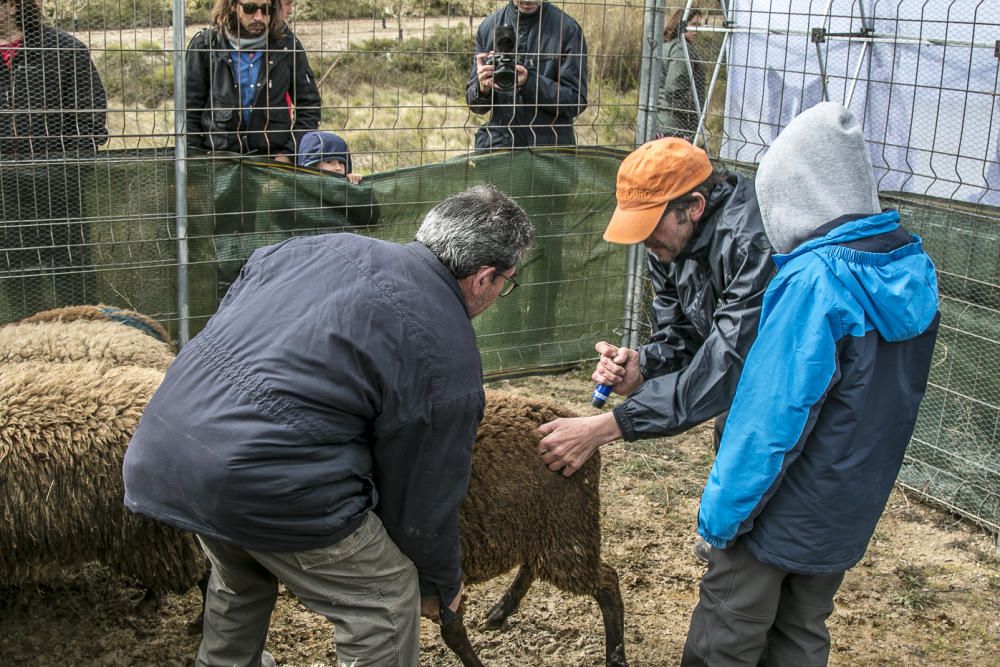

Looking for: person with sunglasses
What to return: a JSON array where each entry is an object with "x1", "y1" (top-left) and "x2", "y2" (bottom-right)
[{"x1": 185, "y1": 0, "x2": 320, "y2": 161}]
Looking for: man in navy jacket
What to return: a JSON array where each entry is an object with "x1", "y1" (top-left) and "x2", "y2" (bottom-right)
[
  {"x1": 123, "y1": 186, "x2": 533, "y2": 666},
  {"x1": 682, "y1": 103, "x2": 940, "y2": 665}
]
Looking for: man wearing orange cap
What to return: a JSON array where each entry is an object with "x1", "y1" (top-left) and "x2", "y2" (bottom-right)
[{"x1": 538, "y1": 137, "x2": 774, "y2": 559}]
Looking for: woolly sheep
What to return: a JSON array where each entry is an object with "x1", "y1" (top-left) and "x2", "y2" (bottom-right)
[
  {"x1": 441, "y1": 389, "x2": 627, "y2": 667},
  {"x1": 0, "y1": 319, "x2": 175, "y2": 371},
  {"x1": 16, "y1": 304, "x2": 173, "y2": 347},
  {"x1": 0, "y1": 358, "x2": 624, "y2": 661},
  {"x1": 0, "y1": 361, "x2": 204, "y2": 595}
]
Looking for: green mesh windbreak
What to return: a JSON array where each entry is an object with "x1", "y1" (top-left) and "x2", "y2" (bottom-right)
[
  {"x1": 1, "y1": 147, "x2": 628, "y2": 378},
  {"x1": 885, "y1": 194, "x2": 1000, "y2": 532},
  {"x1": 2, "y1": 151, "x2": 998, "y2": 532}
]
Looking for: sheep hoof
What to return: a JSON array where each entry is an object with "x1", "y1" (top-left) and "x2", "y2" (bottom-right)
[
  {"x1": 481, "y1": 612, "x2": 506, "y2": 631},
  {"x1": 134, "y1": 588, "x2": 160, "y2": 616},
  {"x1": 186, "y1": 612, "x2": 205, "y2": 635},
  {"x1": 606, "y1": 643, "x2": 628, "y2": 667}
]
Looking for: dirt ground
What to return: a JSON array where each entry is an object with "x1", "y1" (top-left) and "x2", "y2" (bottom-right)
[
  {"x1": 75, "y1": 16, "x2": 479, "y2": 54},
  {"x1": 3, "y1": 369, "x2": 998, "y2": 666}
]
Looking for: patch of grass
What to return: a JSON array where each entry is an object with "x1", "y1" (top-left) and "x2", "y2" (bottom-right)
[
  {"x1": 619, "y1": 454, "x2": 670, "y2": 481},
  {"x1": 317, "y1": 25, "x2": 474, "y2": 97},
  {"x1": 96, "y1": 43, "x2": 174, "y2": 109},
  {"x1": 892, "y1": 562, "x2": 940, "y2": 612},
  {"x1": 564, "y1": 0, "x2": 644, "y2": 93}
]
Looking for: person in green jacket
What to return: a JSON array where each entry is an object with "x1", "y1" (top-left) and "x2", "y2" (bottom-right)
[{"x1": 656, "y1": 7, "x2": 706, "y2": 140}]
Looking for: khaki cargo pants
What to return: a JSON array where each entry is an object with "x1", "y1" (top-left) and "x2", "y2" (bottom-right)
[{"x1": 195, "y1": 512, "x2": 420, "y2": 667}]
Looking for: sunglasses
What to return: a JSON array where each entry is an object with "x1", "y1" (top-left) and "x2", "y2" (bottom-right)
[{"x1": 239, "y1": 2, "x2": 271, "y2": 15}]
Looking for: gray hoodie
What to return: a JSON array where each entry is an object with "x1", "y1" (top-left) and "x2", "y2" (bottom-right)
[{"x1": 756, "y1": 102, "x2": 881, "y2": 253}]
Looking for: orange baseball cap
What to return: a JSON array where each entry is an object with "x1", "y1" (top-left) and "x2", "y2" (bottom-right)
[{"x1": 604, "y1": 138, "x2": 713, "y2": 244}]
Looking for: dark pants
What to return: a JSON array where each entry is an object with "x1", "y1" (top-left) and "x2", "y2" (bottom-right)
[
  {"x1": 196, "y1": 513, "x2": 419, "y2": 667},
  {"x1": 682, "y1": 539, "x2": 845, "y2": 667}
]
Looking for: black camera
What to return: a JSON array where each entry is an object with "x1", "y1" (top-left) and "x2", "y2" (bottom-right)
[{"x1": 486, "y1": 24, "x2": 518, "y2": 92}]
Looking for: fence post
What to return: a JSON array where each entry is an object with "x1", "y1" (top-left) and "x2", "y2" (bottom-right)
[
  {"x1": 172, "y1": 0, "x2": 190, "y2": 346},
  {"x1": 621, "y1": 0, "x2": 665, "y2": 350}
]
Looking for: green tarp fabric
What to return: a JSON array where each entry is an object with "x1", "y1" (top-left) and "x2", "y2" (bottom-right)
[
  {"x1": 3, "y1": 151, "x2": 996, "y2": 533},
  {"x1": 2, "y1": 147, "x2": 628, "y2": 376},
  {"x1": 884, "y1": 194, "x2": 1000, "y2": 532}
]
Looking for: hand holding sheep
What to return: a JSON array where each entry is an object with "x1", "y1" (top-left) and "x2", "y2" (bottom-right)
[
  {"x1": 538, "y1": 342, "x2": 638, "y2": 476},
  {"x1": 538, "y1": 412, "x2": 623, "y2": 476}
]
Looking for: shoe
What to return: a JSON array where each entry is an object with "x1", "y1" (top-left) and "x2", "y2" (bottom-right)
[
  {"x1": 261, "y1": 650, "x2": 276, "y2": 667},
  {"x1": 692, "y1": 537, "x2": 712, "y2": 563}
]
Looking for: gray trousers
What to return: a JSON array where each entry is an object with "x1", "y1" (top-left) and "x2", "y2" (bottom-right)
[
  {"x1": 196, "y1": 512, "x2": 420, "y2": 667},
  {"x1": 682, "y1": 539, "x2": 845, "y2": 667}
]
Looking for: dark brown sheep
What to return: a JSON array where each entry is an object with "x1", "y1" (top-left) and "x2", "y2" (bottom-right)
[
  {"x1": 441, "y1": 389, "x2": 627, "y2": 667},
  {"x1": 0, "y1": 361, "x2": 204, "y2": 597}
]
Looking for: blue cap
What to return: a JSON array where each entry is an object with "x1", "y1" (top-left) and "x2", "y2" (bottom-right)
[{"x1": 297, "y1": 131, "x2": 352, "y2": 173}]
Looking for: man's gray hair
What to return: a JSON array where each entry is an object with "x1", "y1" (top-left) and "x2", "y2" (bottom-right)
[{"x1": 416, "y1": 185, "x2": 534, "y2": 278}]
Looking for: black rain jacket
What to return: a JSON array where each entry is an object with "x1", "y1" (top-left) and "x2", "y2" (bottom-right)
[
  {"x1": 0, "y1": 25, "x2": 107, "y2": 159},
  {"x1": 466, "y1": 2, "x2": 588, "y2": 149},
  {"x1": 186, "y1": 27, "x2": 321, "y2": 156},
  {"x1": 613, "y1": 173, "x2": 776, "y2": 439}
]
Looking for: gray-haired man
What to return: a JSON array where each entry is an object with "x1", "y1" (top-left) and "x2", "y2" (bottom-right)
[{"x1": 123, "y1": 186, "x2": 534, "y2": 666}]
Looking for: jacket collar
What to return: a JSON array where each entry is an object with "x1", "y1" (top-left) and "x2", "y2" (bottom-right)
[
  {"x1": 209, "y1": 26, "x2": 294, "y2": 51},
  {"x1": 405, "y1": 242, "x2": 468, "y2": 311},
  {"x1": 503, "y1": 2, "x2": 543, "y2": 31}
]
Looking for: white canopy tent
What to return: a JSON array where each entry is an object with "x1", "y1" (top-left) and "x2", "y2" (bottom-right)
[{"x1": 715, "y1": 0, "x2": 999, "y2": 206}]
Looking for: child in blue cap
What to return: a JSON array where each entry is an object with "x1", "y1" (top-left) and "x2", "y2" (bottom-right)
[{"x1": 297, "y1": 131, "x2": 363, "y2": 184}]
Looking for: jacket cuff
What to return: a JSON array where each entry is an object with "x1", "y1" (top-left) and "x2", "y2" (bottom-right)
[
  {"x1": 697, "y1": 527, "x2": 732, "y2": 550},
  {"x1": 518, "y1": 72, "x2": 537, "y2": 103},
  {"x1": 612, "y1": 403, "x2": 637, "y2": 442},
  {"x1": 466, "y1": 82, "x2": 489, "y2": 105}
]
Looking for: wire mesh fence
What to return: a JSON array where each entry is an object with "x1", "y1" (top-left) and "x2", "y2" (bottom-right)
[
  {"x1": 0, "y1": 0, "x2": 997, "y2": 537},
  {"x1": 650, "y1": 0, "x2": 999, "y2": 537},
  {"x1": 1, "y1": 0, "x2": 642, "y2": 360}
]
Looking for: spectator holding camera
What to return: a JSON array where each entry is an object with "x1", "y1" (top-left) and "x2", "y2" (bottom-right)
[
  {"x1": 186, "y1": 0, "x2": 320, "y2": 160},
  {"x1": 466, "y1": 0, "x2": 588, "y2": 150}
]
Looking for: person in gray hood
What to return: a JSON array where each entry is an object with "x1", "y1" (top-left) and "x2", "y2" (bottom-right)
[
  {"x1": 123, "y1": 186, "x2": 533, "y2": 667},
  {"x1": 681, "y1": 103, "x2": 940, "y2": 665}
]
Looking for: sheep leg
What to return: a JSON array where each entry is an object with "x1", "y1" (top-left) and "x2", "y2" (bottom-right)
[
  {"x1": 186, "y1": 566, "x2": 211, "y2": 635},
  {"x1": 135, "y1": 587, "x2": 161, "y2": 615},
  {"x1": 440, "y1": 606, "x2": 485, "y2": 667},
  {"x1": 483, "y1": 564, "x2": 534, "y2": 630},
  {"x1": 593, "y1": 563, "x2": 628, "y2": 667}
]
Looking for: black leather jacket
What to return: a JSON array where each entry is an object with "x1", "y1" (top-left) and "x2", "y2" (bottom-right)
[
  {"x1": 466, "y1": 2, "x2": 588, "y2": 149},
  {"x1": 0, "y1": 25, "x2": 107, "y2": 159},
  {"x1": 185, "y1": 27, "x2": 321, "y2": 156},
  {"x1": 613, "y1": 173, "x2": 776, "y2": 439}
]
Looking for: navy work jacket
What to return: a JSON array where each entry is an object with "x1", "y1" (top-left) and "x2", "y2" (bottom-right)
[{"x1": 124, "y1": 234, "x2": 484, "y2": 605}]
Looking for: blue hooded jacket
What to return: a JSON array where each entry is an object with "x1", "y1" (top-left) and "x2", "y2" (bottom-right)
[
  {"x1": 297, "y1": 130, "x2": 353, "y2": 173},
  {"x1": 698, "y1": 103, "x2": 940, "y2": 574}
]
